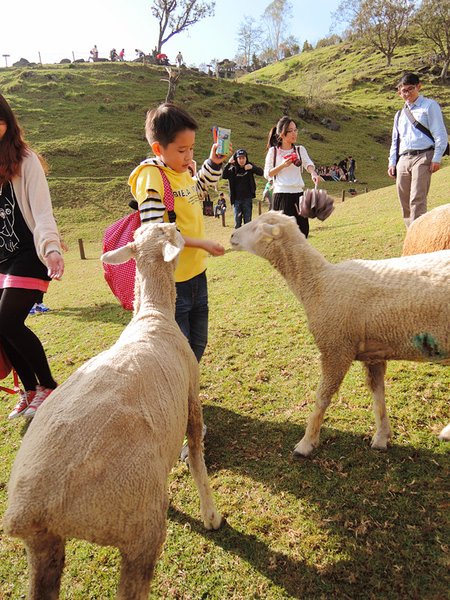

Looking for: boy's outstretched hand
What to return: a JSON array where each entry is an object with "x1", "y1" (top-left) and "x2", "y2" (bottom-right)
[
  {"x1": 204, "y1": 240, "x2": 225, "y2": 256},
  {"x1": 210, "y1": 143, "x2": 233, "y2": 165},
  {"x1": 183, "y1": 236, "x2": 225, "y2": 256}
]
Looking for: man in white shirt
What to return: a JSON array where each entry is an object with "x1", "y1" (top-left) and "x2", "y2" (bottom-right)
[{"x1": 388, "y1": 73, "x2": 448, "y2": 227}]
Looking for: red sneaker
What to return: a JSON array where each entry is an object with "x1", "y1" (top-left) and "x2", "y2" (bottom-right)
[
  {"x1": 8, "y1": 390, "x2": 37, "y2": 420},
  {"x1": 23, "y1": 386, "x2": 55, "y2": 419}
]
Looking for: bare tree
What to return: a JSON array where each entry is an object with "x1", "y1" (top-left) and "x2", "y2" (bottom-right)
[
  {"x1": 416, "y1": 0, "x2": 450, "y2": 81},
  {"x1": 161, "y1": 66, "x2": 180, "y2": 102},
  {"x1": 151, "y1": 0, "x2": 215, "y2": 54},
  {"x1": 333, "y1": 0, "x2": 415, "y2": 66},
  {"x1": 261, "y1": 0, "x2": 294, "y2": 63},
  {"x1": 235, "y1": 16, "x2": 262, "y2": 67}
]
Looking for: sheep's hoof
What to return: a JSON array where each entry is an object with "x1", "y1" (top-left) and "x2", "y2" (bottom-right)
[
  {"x1": 438, "y1": 424, "x2": 450, "y2": 441},
  {"x1": 204, "y1": 511, "x2": 224, "y2": 531},
  {"x1": 292, "y1": 439, "x2": 314, "y2": 458},
  {"x1": 370, "y1": 438, "x2": 388, "y2": 452}
]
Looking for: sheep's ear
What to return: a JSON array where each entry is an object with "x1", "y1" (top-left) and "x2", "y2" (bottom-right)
[
  {"x1": 258, "y1": 223, "x2": 282, "y2": 242},
  {"x1": 162, "y1": 241, "x2": 182, "y2": 263},
  {"x1": 101, "y1": 245, "x2": 135, "y2": 265}
]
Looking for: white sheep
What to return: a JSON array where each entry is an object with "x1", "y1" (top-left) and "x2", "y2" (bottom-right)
[
  {"x1": 402, "y1": 203, "x2": 450, "y2": 256},
  {"x1": 230, "y1": 211, "x2": 450, "y2": 456},
  {"x1": 2, "y1": 223, "x2": 222, "y2": 600}
]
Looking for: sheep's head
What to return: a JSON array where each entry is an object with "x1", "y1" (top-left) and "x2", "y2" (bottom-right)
[
  {"x1": 230, "y1": 211, "x2": 299, "y2": 257},
  {"x1": 101, "y1": 223, "x2": 184, "y2": 267}
]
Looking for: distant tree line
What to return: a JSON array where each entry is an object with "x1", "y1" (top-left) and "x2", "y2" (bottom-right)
[
  {"x1": 332, "y1": 0, "x2": 450, "y2": 81},
  {"x1": 229, "y1": 0, "x2": 450, "y2": 82},
  {"x1": 149, "y1": 0, "x2": 450, "y2": 83}
]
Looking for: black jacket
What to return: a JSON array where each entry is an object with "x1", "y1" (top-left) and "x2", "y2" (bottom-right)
[{"x1": 222, "y1": 162, "x2": 263, "y2": 204}]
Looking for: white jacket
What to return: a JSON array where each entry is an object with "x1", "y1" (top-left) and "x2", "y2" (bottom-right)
[{"x1": 11, "y1": 150, "x2": 61, "y2": 263}]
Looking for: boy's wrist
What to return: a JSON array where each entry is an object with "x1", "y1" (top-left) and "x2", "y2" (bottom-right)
[{"x1": 206, "y1": 158, "x2": 222, "y2": 171}]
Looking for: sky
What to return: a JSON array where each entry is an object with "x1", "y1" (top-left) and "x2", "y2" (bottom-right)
[{"x1": 1, "y1": 0, "x2": 340, "y2": 68}]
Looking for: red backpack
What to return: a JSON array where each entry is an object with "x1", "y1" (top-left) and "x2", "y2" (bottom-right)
[
  {"x1": 0, "y1": 342, "x2": 20, "y2": 395},
  {"x1": 102, "y1": 167, "x2": 175, "y2": 311}
]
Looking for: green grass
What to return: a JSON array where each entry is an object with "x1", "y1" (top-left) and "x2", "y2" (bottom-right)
[
  {"x1": 1, "y1": 164, "x2": 449, "y2": 598},
  {"x1": 0, "y1": 52, "x2": 449, "y2": 599}
]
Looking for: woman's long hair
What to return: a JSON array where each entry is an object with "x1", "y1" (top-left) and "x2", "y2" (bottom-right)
[
  {"x1": 265, "y1": 116, "x2": 297, "y2": 153},
  {"x1": 0, "y1": 94, "x2": 30, "y2": 185}
]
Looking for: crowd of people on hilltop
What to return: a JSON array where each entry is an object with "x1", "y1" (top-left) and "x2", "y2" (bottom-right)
[{"x1": 89, "y1": 44, "x2": 183, "y2": 66}]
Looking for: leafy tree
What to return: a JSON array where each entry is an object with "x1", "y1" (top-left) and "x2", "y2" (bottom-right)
[
  {"x1": 280, "y1": 35, "x2": 300, "y2": 58},
  {"x1": 333, "y1": 0, "x2": 415, "y2": 66},
  {"x1": 261, "y1": 0, "x2": 294, "y2": 62},
  {"x1": 416, "y1": 0, "x2": 450, "y2": 81},
  {"x1": 316, "y1": 33, "x2": 342, "y2": 48},
  {"x1": 151, "y1": 0, "x2": 215, "y2": 54},
  {"x1": 302, "y1": 40, "x2": 314, "y2": 52},
  {"x1": 235, "y1": 16, "x2": 263, "y2": 67}
]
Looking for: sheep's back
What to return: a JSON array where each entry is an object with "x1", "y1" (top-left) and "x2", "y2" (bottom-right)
[
  {"x1": 4, "y1": 318, "x2": 198, "y2": 544},
  {"x1": 403, "y1": 204, "x2": 450, "y2": 256},
  {"x1": 304, "y1": 251, "x2": 450, "y2": 364}
]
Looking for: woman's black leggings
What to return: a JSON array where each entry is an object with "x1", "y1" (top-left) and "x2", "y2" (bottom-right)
[{"x1": 0, "y1": 288, "x2": 57, "y2": 392}]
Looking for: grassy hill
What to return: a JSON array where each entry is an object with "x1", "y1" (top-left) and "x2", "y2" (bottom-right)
[
  {"x1": 0, "y1": 55, "x2": 409, "y2": 227},
  {"x1": 1, "y1": 42, "x2": 448, "y2": 241},
  {"x1": 0, "y1": 49, "x2": 449, "y2": 600}
]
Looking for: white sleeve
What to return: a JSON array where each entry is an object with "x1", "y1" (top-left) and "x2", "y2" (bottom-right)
[
  {"x1": 298, "y1": 146, "x2": 314, "y2": 171},
  {"x1": 264, "y1": 147, "x2": 276, "y2": 180}
]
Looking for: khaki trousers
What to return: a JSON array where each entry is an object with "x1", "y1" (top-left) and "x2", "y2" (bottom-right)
[{"x1": 396, "y1": 149, "x2": 433, "y2": 227}]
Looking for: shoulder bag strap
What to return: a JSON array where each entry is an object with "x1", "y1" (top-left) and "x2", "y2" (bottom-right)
[
  {"x1": 403, "y1": 104, "x2": 435, "y2": 143},
  {"x1": 156, "y1": 167, "x2": 176, "y2": 223}
]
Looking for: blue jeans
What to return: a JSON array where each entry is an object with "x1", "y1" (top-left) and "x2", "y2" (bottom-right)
[
  {"x1": 175, "y1": 270, "x2": 208, "y2": 363},
  {"x1": 234, "y1": 198, "x2": 253, "y2": 229}
]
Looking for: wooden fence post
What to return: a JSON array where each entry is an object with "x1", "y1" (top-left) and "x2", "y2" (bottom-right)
[
  {"x1": 221, "y1": 212, "x2": 226, "y2": 227},
  {"x1": 259, "y1": 200, "x2": 262, "y2": 215},
  {"x1": 341, "y1": 190, "x2": 345, "y2": 202},
  {"x1": 78, "y1": 238, "x2": 86, "y2": 260}
]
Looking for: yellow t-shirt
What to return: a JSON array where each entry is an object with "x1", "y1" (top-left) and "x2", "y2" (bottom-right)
[{"x1": 128, "y1": 163, "x2": 206, "y2": 282}]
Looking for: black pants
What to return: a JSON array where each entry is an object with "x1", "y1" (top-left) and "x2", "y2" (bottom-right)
[
  {"x1": 273, "y1": 192, "x2": 309, "y2": 238},
  {"x1": 0, "y1": 288, "x2": 57, "y2": 391}
]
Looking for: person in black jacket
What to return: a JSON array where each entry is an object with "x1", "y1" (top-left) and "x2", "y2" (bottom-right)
[{"x1": 222, "y1": 149, "x2": 263, "y2": 228}]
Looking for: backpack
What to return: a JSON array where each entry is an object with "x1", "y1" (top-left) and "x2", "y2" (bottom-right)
[
  {"x1": 102, "y1": 167, "x2": 175, "y2": 311},
  {"x1": 0, "y1": 342, "x2": 20, "y2": 395}
]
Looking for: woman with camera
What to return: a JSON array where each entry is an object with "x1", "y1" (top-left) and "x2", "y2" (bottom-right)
[{"x1": 264, "y1": 116, "x2": 320, "y2": 238}]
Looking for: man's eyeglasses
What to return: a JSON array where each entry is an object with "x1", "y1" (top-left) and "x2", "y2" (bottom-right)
[{"x1": 399, "y1": 86, "x2": 416, "y2": 95}]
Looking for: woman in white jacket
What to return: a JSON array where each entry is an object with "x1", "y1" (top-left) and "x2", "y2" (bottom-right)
[
  {"x1": 264, "y1": 116, "x2": 320, "y2": 238},
  {"x1": 0, "y1": 94, "x2": 64, "y2": 420}
]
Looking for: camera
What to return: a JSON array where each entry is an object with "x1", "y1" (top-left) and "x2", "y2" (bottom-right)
[{"x1": 285, "y1": 152, "x2": 301, "y2": 167}]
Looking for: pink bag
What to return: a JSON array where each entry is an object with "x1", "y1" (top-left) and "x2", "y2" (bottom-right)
[
  {"x1": 0, "y1": 342, "x2": 20, "y2": 395},
  {"x1": 102, "y1": 167, "x2": 175, "y2": 311}
]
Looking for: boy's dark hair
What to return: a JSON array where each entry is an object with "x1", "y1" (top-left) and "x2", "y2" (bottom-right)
[
  {"x1": 145, "y1": 103, "x2": 199, "y2": 148},
  {"x1": 398, "y1": 73, "x2": 420, "y2": 88},
  {"x1": 219, "y1": 192, "x2": 224, "y2": 196}
]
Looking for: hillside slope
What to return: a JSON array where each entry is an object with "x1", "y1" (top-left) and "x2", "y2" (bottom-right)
[{"x1": 0, "y1": 60, "x2": 408, "y2": 192}]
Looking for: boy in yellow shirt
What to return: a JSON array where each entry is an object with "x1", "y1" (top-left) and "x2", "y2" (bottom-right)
[{"x1": 129, "y1": 103, "x2": 227, "y2": 362}]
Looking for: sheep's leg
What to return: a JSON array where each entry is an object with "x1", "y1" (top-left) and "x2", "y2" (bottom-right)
[
  {"x1": 293, "y1": 356, "x2": 352, "y2": 457},
  {"x1": 364, "y1": 361, "x2": 392, "y2": 450},
  {"x1": 116, "y1": 522, "x2": 167, "y2": 600},
  {"x1": 186, "y1": 388, "x2": 223, "y2": 530},
  {"x1": 439, "y1": 423, "x2": 450, "y2": 441},
  {"x1": 24, "y1": 531, "x2": 65, "y2": 600}
]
